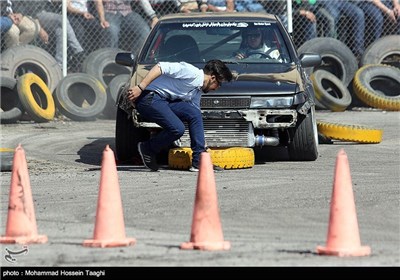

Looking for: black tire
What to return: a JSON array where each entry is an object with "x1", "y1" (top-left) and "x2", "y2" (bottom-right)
[
  {"x1": 297, "y1": 37, "x2": 358, "y2": 87},
  {"x1": 103, "y1": 74, "x2": 130, "y2": 119},
  {"x1": 54, "y1": 73, "x2": 107, "y2": 121},
  {"x1": 81, "y1": 48, "x2": 131, "y2": 88},
  {"x1": 288, "y1": 107, "x2": 318, "y2": 161},
  {"x1": 353, "y1": 65, "x2": 400, "y2": 111},
  {"x1": 360, "y1": 35, "x2": 400, "y2": 69},
  {"x1": 0, "y1": 76, "x2": 24, "y2": 124},
  {"x1": 115, "y1": 106, "x2": 149, "y2": 162},
  {"x1": 0, "y1": 148, "x2": 14, "y2": 172},
  {"x1": 17, "y1": 73, "x2": 55, "y2": 123},
  {"x1": 0, "y1": 45, "x2": 62, "y2": 93},
  {"x1": 310, "y1": 70, "x2": 352, "y2": 112}
]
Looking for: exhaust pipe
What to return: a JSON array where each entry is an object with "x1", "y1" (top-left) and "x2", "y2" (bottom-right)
[{"x1": 255, "y1": 135, "x2": 279, "y2": 146}]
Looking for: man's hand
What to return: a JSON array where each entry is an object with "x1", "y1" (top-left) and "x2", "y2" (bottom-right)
[
  {"x1": 9, "y1": 13, "x2": 22, "y2": 25},
  {"x1": 127, "y1": 86, "x2": 143, "y2": 102}
]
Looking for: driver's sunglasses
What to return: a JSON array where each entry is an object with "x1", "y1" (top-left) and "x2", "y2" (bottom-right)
[{"x1": 247, "y1": 33, "x2": 262, "y2": 39}]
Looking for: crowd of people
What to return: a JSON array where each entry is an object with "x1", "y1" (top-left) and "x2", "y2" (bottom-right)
[{"x1": 1, "y1": 0, "x2": 399, "y2": 70}]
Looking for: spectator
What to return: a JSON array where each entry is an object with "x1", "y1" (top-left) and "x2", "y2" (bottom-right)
[
  {"x1": 1, "y1": 1, "x2": 47, "y2": 49},
  {"x1": 176, "y1": 0, "x2": 205, "y2": 13},
  {"x1": 235, "y1": 0, "x2": 265, "y2": 13},
  {"x1": 125, "y1": 60, "x2": 233, "y2": 172},
  {"x1": 321, "y1": 1, "x2": 366, "y2": 59},
  {"x1": 94, "y1": 0, "x2": 152, "y2": 53},
  {"x1": 67, "y1": 0, "x2": 105, "y2": 52},
  {"x1": 357, "y1": 0, "x2": 400, "y2": 44},
  {"x1": 202, "y1": 0, "x2": 235, "y2": 12},
  {"x1": 234, "y1": 28, "x2": 281, "y2": 60}
]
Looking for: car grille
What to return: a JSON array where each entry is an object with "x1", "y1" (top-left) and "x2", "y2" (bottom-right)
[
  {"x1": 180, "y1": 119, "x2": 251, "y2": 147},
  {"x1": 201, "y1": 97, "x2": 251, "y2": 109}
]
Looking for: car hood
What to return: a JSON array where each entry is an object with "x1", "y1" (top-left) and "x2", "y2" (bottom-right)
[{"x1": 206, "y1": 64, "x2": 302, "y2": 96}]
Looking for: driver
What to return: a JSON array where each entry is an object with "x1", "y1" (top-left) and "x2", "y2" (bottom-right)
[{"x1": 234, "y1": 28, "x2": 281, "y2": 60}]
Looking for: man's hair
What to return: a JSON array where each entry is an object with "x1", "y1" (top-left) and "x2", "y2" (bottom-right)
[{"x1": 203, "y1": 59, "x2": 233, "y2": 83}]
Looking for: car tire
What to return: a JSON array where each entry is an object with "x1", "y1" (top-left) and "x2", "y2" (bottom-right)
[
  {"x1": 317, "y1": 120, "x2": 383, "y2": 143},
  {"x1": 81, "y1": 48, "x2": 131, "y2": 88},
  {"x1": 168, "y1": 147, "x2": 255, "y2": 170},
  {"x1": 115, "y1": 106, "x2": 149, "y2": 163},
  {"x1": 288, "y1": 107, "x2": 318, "y2": 161},
  {"x1": 0, "y1": 45, "x2": 62, "y2": 93},
  {"x1": 0, "y1": 148, "x2": 14, "y2": 172},
  {"x1": 54, "y1": 73, "x2": 107, "y2": 121},
  {"x1": 360, "y1": 35, "x2": 400, "y2": 68},
  {"x1": 353, "y1": 64, "x2": 400, "y2": 111},
  {"x1": 310, "y1": 70, "x2": 352, "y2": 112},
  {"x1": 0, "y1": 76, "x2": 24, "y2": 124},
  {"x1": 17, "y1": 73, "x2": 55, "y2": 123},
  {"x1": 298, "y1": 37, "x2": 358, "y2": 87}
]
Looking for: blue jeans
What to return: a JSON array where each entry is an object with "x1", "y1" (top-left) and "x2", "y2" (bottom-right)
[
  {"x1": 322, "y1": 1, "x2": 365, "y2": 56},
  {"x1": 135, "y1": 92, "x2": 206, "y2": 168},
  {"x1": 104, "y1": 12, "x2": 150, "y2": 54}
]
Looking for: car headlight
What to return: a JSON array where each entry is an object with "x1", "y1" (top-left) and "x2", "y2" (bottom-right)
[{"x1": 250, "y1": 96, "x2": 294, "y2": 108}]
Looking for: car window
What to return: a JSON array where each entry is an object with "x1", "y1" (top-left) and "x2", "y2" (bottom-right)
[{"x1": 141, "y1": 21, "x2": 292, "y2": 64}]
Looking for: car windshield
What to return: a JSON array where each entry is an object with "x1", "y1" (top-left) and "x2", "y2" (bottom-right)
[{"x1": 141, "y1": 21, "x2": 292, "y2": 64}]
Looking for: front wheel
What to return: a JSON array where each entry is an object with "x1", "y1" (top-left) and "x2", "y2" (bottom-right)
[
  {"x1": 287, "y1": 107, "x2": 318, "y2": 161},
  {"x1": 115, "y1": 106, "x2": 149, "y2": 163}
]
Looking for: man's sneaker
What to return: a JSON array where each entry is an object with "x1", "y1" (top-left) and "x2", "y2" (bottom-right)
[
  {"x1": 137, "y1": 142, "x2": 159, "y2": 171},
  {"x1": 189, "y1": 165, "x2": 224, "y2": 172}
]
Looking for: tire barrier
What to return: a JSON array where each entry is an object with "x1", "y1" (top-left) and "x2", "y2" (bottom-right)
[
  {"x1": 0, "y1": 148, "x2": 14, "y2": 172},
  {"x1": 353, "y1": 64, "x2": 400, "y2": 111},
  {"x1": 54, "y1": 73, "x2": 107, "y2": 121},
  {"x1": 17, "y1": 73, "x2": 55, "y2": 123},
  {"x1": 103, "y1": 74, "x2": 130, "y2": 119},
  {"x1": 168, "y1": 147, "x2": 255, "y2": 170},
  {"x1": 298, "y1": 37, "x2": 358, "y2": 87},
  {"x1": 0, "y1": 45, "x2": 62, "y2": 93},
  {"x1": 0, "y1": 76, "x2": 24, "y2": 124},
  {"x1": 317, "y1": 120, "x2": 383, "y2": 144},
  {"x1": 311, "y1": 70, "x2": 352, "y2": 112},
  {"x1": 360, "y1": 35, "x2": 400, "y2": 69},
  {"x1": 81, "y1": 48, "x2": 131, "y2": 88}
]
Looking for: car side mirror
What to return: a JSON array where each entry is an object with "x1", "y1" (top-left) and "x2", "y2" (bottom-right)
[
  {"x1": 115, "y1": 52, "x2": 136, "y2": 67},
  {"x1": 299, "y1": 53, "x2": 321, "y2": 68}
]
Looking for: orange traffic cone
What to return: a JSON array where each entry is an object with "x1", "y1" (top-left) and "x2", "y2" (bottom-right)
[
  {"x1": 83, "y1": 145, "x2": 136, "y2": 248},
  {"x1": 316, "y1": 149, "x2": 371, "y2": 257},
  {"x1": 180, "y1": 152, "x2": 230, "y2": 251},
  {"x1": 0, "y1": 144, "x2": 48, "y2": 244}
]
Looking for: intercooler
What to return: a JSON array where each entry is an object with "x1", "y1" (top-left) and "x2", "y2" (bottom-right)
[{"x1": 179, "y1": 119, "x2": 253, "y2": 147}]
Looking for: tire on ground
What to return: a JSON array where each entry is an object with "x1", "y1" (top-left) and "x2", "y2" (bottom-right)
[
  {"x1": 317, "y1": 120, "x2": 383, "y2": 143},
  {"x1": 0, "y1": 45, "x2": 62, "y2": 93},
  {"x1": 81, "y1": 48, "x2": 131, "y2": 88},
  {"x1": 168, "y1": 147, "x2": 255, "y2": 170},
  {"x1": 297, "y1": 37, "x2": 358, "y2": 87},
  {"x1": 54, "y1": 73, "x2": 107, "y2": 121},
  {"x1": 103, "y1": 74, "x2": 130, "y2": 119},
  {"x1": 310, "y1": 70, "x2": 352, "y2": 112},
  {"x1": 0, "y1": 148, "x2": 14, "y2": 172},
  {"x1": 0, "y1": 76, "x2": 24, "y2": 124},
  {"x1": 360, "y1": 35, "x2": 400, "y2": 68},
  {"x1": 353, "y1": 64, "x2": 400, "y2": 111},
  {"x1": 17, "y1": 73, "x2": 55, "y2": 123}
]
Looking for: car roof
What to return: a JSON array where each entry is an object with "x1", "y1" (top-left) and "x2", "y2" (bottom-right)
[{"x1": 158, "y1": 12, "x2": 278, "y2": 22}]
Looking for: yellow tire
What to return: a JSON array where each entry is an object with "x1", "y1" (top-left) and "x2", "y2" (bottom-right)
[
  {"x1": 317, "y1": 120, "x2": 383, "y2": 144},
  {"x1": 17, "y1": 73, "x2": 55, "y2": 122},
  {"x1": 168, "y1": 147, "x2": 255, "y2": 170}
]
